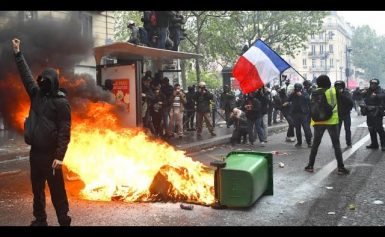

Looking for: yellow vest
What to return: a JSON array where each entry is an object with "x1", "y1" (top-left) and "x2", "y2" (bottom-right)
[{"x1": 311, "y1": 87, "x2": 339, "y2": 126}]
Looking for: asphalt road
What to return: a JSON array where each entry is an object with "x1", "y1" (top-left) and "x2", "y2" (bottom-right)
[{"x1": 1, "y1": 113, "x2": 384, "y2": 226}]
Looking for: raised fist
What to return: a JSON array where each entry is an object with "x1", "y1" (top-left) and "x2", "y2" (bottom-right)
[{"x1": 12, "y1": 38, "x2": 21, "y2": 53}]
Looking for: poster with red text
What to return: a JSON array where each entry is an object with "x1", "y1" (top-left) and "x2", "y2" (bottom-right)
[{"x1": 112, "y1": 79, "x2": 130, "y2": 112}]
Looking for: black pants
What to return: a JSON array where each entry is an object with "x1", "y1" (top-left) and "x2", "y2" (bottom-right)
[
  {"x1": 292, "y1": 113, "x2": 312, "y2": 145},
  {"x1": 308, "y1": 125, "x2": 344, "y2": 169},
  {"x1": 231, "y1": 127, "x2": 248, "y2": 145},
  {"x1": 30, "y1": 156, "x2": 69, "y2": 223},
  {"x1": 267, "y1": 105, "x2": 273, "y2": 126},
  {"x1": 186, "y1": 109, "x2": 195, "y2": 129},
  {"x1": 151, "y1": 112, "x2": 163, "y2": 136},
  {"x1": 282, "y1": 110, "x2": 295, "y2": 137},
  {"x1": 367, "y1": 115, "x2": 385, "y2": 147},
  {"x1": 338, "y1": 114, "x2": 352, "y2": 146}
]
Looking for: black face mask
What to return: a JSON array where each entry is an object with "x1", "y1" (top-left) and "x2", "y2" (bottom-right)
[{"x1": 38, "y1": 77, "x2": 51, "y2": 95}]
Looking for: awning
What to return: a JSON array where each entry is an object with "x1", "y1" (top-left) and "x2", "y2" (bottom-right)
[{"x1": 94, "y1": 42, "x2": 203, "y2": 65}]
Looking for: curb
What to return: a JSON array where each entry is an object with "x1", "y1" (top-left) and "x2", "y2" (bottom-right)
[{"x1": 179, "y1": 124, "x2": 288, "y2": 154}]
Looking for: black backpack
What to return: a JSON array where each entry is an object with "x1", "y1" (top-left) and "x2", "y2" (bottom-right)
[{"x1": 310, "y1": 88, "x2": 335, "y2": 122}]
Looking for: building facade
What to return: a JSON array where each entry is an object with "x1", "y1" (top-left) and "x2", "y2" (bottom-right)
[{"x1": 283, "y1": 11, "x2": 359, "y2": 88}]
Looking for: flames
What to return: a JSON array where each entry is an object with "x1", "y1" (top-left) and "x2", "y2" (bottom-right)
[
  {"x1": 0, "y1": 74, "x2": 215, "y2": 205},
  {"x1": 0, "y1": 74, "x2": 30, "y2": 132}
]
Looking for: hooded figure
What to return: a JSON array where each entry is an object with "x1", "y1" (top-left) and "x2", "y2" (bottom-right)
[
  {"x1": 316, "y1": 74, "x2": 331, "y2": 89},
  {"x1": 12, "y1": 38, "x2": 72, "y2": 226}
]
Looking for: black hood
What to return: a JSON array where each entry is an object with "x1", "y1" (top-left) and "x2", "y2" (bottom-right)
[
  {"x1": 39, "y1": 67, "x2": 59, "y2": 95},
  {"x1": 316, "y1": 75, "x2": 331, "y2": 89}
]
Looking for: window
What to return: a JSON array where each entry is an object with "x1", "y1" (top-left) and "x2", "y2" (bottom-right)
[
  {"x1": 303, "y1": 59, "x2": 307, "y2": 67},
  {"x1": 304, "y1": 73, "x2": 307, "y2": 79},
  {"x1": 320, "y1": 45, "x2": 324, "y2": 54},
  {"x1": 311, "y1": 45, "x2": 316, "y2": 54},
  {"x1": 312, "y1": 59, "x2": 316, "y2": 68},
  {"x1": 79, "y1": 12, "x2": 93, "y2": 40},
  {"x1": 330, "y1": 58, "x2": 334, "y2": 68},
  {"x1": 319, "y1": 32, "x2": 324, "y2": 39},
  {"x1": 320, "y1": 59, "x2": 324, "y2": 68},
  {"x1": 329, "y1": 44, "x2": 333, "y2": 53},
  {"x1": 328, "y1": 31, "x2": 334, "y2": 40}
]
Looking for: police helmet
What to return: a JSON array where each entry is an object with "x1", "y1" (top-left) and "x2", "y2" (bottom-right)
[
  {"x1": 294, "y1": 83, "x2": 303, "y2": 91},
  {"x1": 334, "y1": 80, "x2": 346, "y2": 89}
]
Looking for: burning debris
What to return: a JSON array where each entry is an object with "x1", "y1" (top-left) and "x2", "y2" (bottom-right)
[{"x1": 0, "y1": 13, "x2": 215, "y2": 205}]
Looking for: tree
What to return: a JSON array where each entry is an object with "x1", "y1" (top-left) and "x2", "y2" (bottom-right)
[
  {"x1": 351, "y1": 25, "x2": 385, "y2": 82},
  {"x1": 213, "y1": 11, "x2": 327, "y2": 59},
  {"x1": 186, "y1": 70, "x2": 221, "y2": 89},
  {"x1": 180, "y1": 11, "x2": 327, "y2": 84},
  {"x1": 114, "y1": 11, "x2": 142, "y2": 42},
  {"x1": 180, "y1": 11, "x2": 230, "y2": 83}
]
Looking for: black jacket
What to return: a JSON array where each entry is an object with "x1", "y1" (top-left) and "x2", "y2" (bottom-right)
[
  {"x1": 362, "y1": 87, "x2": 385, "y2": 117},
  {"x1": 288, "y1": 91, "x2": 310, "y2": 115},
  {"x1": 194, "y1": 90, "x2": 213, "y2": 113},
  {"x1": 15, "y1": 52, "x2": 71, "y2": 161},
  {"x1": 241, "y1": 97, "x2": 260, "y2": 120},
  {"x1": 336, "y1": 89, "x2": 353, "y2": 117}
]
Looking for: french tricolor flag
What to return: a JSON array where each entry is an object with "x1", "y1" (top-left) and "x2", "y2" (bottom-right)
[{"x1": 233, "y1": 39, "x2": 291, "y2": 94}]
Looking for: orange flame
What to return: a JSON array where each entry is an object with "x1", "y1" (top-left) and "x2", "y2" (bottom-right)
[
  {"x1": 65, "y1": 102, "x2": 215, "y2": 204},
  {"x1": 1, "y1": 74, "x2": 215, "y2": 205},
  {"x1": 0, "y1": 74, "x2": 30, "y2": 132}
]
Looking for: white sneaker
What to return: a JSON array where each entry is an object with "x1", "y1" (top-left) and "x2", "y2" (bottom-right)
[{"x1": 261, "y1": 142, "x2": 266, "y2": 147}]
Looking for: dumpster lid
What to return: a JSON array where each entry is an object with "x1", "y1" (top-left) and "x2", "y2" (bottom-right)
[{"x1": 94, "y1": 42, "x2": 203, "y2": 65}]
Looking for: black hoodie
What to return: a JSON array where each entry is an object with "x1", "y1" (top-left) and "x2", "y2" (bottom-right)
[{"x1": 14, "y1": 51, "x2": 71, "y2": 161}]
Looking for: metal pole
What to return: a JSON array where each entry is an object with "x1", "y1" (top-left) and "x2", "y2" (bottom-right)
[
  {"x1": 288, "y1": 66, "x2": 306, "y2": 81},
  {"x1": 325, "y1": 32, "x2": 327, "y2": 75},
  {"x1": 346, "y1": 46, "x2": 349, "y2": 88}
]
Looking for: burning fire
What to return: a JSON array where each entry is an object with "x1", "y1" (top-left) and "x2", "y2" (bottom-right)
[
  {"x1": 1, "y1": 74, "x2": 215, "y2": 205},
  {"x1": 0, "y1": 73, "x2": 31, "y2": 132}
]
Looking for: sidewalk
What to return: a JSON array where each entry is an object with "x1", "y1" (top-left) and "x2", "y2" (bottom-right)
[
  {"x1": 167, "y1": 122, "x2": 289, "y2": 154},
  {"x1": 0, "y1": 122, "x2": 289, "y2": 162},
  {"x1": 0, "y1": 130, "x2": 30, "y2": 163}
]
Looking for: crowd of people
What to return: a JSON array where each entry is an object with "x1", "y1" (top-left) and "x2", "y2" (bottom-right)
[
  {"x1": 140, "y1": 71, "x2": 217, "y2": 139},
  {"x1": 137, "y1": 71, "x2": 385, "y2": 176}
]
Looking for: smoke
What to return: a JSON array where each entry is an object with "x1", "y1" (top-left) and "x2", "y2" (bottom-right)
[
  {"x1": 0, "y1": 13, "x2": 126, "y2": 132},
  {"x1": 0, "y1": 13, "x2": 94, "y2": 78}
]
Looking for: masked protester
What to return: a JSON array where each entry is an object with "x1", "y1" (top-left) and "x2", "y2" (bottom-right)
[
  {"x1": 220, "y1": 85, "x2": 236, "y2": 123},
  {"x1": 334, "y1": 80, "x2": 354, "y2": 148},
  {"x1": 361, "y1": 78, "x2": 385, "y2": 150},
  {"x1": 305, "y1": 75, "x2": 350, "y2": 175},
  {"x1": 12, "y1": 38, "x2": 72, "y2": 226},
  {"x1": 288, "y1": 83, "x2": 312, "y2": 148},
  {"x1": 193, "y1": 81, "x2": 216, "y2": 137}
]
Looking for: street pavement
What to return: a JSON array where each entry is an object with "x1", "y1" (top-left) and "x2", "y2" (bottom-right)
[{"x1": 1, "y1": 113, "x2": 385, "y2": 226}]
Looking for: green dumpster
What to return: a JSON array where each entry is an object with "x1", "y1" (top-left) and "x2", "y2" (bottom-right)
[{"x1": 211, "y1": 151, "x2": 273, "y2": 208}]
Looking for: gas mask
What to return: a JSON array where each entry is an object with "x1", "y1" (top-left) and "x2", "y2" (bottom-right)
[{"x1": 37, "y1": 76, "x2": 51, "y2": 95}]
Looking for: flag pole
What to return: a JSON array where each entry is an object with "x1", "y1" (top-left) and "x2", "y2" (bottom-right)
[
  {"x1": 288, "y1": 66, "x2": 307, "y2": 81},
  {"x1": 256, "y1": 39, "x2": 307, "y2": 81}
]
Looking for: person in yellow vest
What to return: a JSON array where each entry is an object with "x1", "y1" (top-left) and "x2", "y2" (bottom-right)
[{"x1": 305, "y1": 75, "x2": 350, "y2": 175}]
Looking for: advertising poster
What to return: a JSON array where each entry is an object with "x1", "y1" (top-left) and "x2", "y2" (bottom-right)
[{"x1": 112, "y1": 79, "x2": 130, "y2": 112}]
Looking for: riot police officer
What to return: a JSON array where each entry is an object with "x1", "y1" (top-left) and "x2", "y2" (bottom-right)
[{"x1": 361, "y1": 78, "x2": 385, "y2": 151}]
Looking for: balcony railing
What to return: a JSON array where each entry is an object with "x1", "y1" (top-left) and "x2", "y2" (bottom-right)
[{"x1": 308, "y1": 51, "x2": 332, "y2": 58}]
